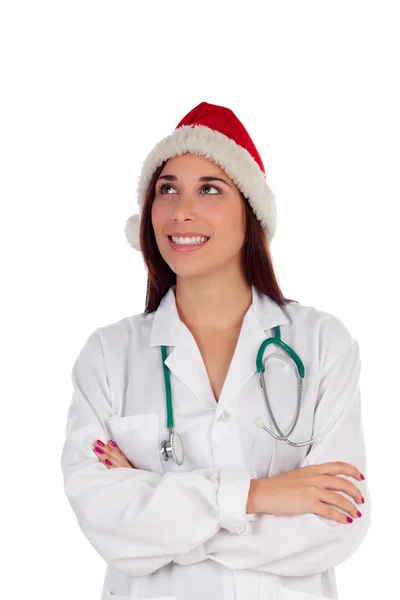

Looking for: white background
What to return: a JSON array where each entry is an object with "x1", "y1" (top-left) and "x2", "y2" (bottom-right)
[{"x1": 1, "y1": 1, "x2": 398, "y2": 598}]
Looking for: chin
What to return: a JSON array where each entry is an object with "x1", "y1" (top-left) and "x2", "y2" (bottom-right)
[{"x1": 169, "y1": 265, "x2": 208, "y2": 279}]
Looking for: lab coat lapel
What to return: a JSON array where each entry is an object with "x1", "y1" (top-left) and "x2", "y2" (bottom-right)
[
  {"x1": 215, "y1": 286, "x2": 289, "y2": 416},
  {"x1": 149, "y1": 285, "x2": 217, "y2": 409},
  {"x1": 165, "y1": 338, "x2": 217, "y2": 409},
  {"x1": 149, "y1": 285, "x2": 289, "y2": 414}
]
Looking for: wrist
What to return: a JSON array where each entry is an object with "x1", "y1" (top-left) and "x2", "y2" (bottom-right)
[{"x1": 246, "y1": 478, "x2": 265, "y2": 514}]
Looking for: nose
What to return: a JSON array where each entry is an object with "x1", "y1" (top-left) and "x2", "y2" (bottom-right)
[{"x1": 171, "y1": 193, "x2": 197, "y2": 222}]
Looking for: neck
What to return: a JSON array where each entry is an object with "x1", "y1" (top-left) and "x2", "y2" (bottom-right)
[{"x1": 174, "y1": 276, "x2": 253, "y2": 332}]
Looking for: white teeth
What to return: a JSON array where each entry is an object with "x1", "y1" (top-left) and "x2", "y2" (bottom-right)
[{"x1": 171, "y1": 236, "x2": 209, "y2": 245}]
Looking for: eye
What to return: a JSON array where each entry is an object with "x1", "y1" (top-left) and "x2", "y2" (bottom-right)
[
  {"x1": 156, "y1": 183, "x2": 221, "y2": 195},
  {"x1": 157, "y1": 183, "x2": 175, "y2": 194},
  {"x1": 200, "y1": 184, "x2": 221, "y2": 194}
]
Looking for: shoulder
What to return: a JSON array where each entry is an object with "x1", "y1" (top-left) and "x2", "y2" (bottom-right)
[
  {"x1": 284, "y1": 299, "x2": 357, "y2": 354},
  {"x1": 79, "y1": 310, "x2": 155, "y2": 358}
]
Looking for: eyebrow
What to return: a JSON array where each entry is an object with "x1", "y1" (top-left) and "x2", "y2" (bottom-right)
[{"x1": 156, "y1": 174, "x2": 232, "y2": 187}]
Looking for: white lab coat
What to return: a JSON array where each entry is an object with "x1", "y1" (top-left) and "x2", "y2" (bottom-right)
[{"x1": 61, "y1": 284, "x2": 371, "y2": 600}]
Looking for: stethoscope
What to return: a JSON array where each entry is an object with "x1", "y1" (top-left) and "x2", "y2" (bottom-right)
[{"x1": 160, "y1": 326, "x2": 320, "y2": 466}]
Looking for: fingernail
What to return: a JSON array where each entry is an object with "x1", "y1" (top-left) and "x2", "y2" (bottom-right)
[
  {"x1": 357, "y1": 511, "x2": 362, "y2": 518},
  {"x1": 105, "y1": 459, "x2": 112, "y2": 466},
  {"x1": 109, "y1": 440, "x2": 117, "y2": 447},
  {"x1": 94, "y1": 447, "x2": 104, "y2": 454},
  {"x1": 361, "y1": 496, "x2": 365, "y2": 504},
  {"x1": 96, "y1": 439, "x2": 105, "y2": 447},
  {"x1": 346, "y1": 517, "x2": 353, "y2": 523},
  {"x1": 360, "y1": 473, "x2": 365, "y2": 480}
]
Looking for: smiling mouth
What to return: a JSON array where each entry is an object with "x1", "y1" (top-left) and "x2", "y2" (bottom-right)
[
  {"x1": 168, "y1": 235, "x2": 209, "y2": 242},
  {"x1": 167, "y1": 236, "x2": 210, "y2": 251}
]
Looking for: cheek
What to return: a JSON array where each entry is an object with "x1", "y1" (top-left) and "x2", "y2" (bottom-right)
[
  {"x1": 151, "y1": 202, "x2": 168, "y2": 233},
  {"x1": 207, "y1": 204, "x2": 245, "y2": 242}
]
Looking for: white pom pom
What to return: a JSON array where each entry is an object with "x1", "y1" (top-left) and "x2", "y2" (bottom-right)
[{"x1": 124, "y1": 213, "x2": 141, "y2": 251}]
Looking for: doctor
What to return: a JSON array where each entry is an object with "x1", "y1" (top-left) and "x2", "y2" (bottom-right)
[{"x1": 61, "y1": 101, "x2": 371, "y2": 600}]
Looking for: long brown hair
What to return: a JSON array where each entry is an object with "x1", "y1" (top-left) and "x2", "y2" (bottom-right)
[{"x1": 138, "y1": 159, "x2": 298, "y2": 314}]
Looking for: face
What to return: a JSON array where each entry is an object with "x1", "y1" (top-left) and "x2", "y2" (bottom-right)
[{"x1": 151, "y1": 152, "x2": 246, "y2": 280}]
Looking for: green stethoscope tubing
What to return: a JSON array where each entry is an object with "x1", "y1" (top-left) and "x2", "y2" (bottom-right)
[
  {"x1": 161, "y1": 325, "x2": 315, "y2": 461},
  {"x1": 255, "y1": 326, "x2": 309, "y2": 446},
  {"x1": 161, "y1": 344, "x2": 174, "y2": 429},
  {"x1": 255, "y1": 326, "x2": 305, "y2": 378}
]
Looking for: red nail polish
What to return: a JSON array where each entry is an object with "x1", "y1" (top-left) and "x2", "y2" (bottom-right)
[
  {"x1": 346, "y1": 517, "x2": 353, "y2": 523},
  {"x1": 357, "y1": 511, "x2": 362, "y2": 518},
  {"x1": 361, "y1": 497, "x2": 365, "y2": 504},
  {"x1": 96, "y1": 439, "x2": 105, "y2": 447},
  {"x1": 109, "y1": 440, "x2": 117, "y2": 447},
  {"x1": 360, "y1": 473, "x2": 365, "y2": 480},
  {"x1": 105, "y1": 459, "x2": 112, "y2": 466},
  {"x1": 94, "y1": 447, "x2": 104, "y2": 454}
]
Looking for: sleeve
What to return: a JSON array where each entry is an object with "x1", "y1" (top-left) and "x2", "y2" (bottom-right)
[
  {"x1": 60, "y1": 328, "x2": 254, "y2": 576},
  {"x1": 173, "y1": 316, "x2": 372, "y2": 576}
]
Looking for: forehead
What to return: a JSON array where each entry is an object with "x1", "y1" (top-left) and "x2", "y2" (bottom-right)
[{"x1": 161, "y1": 152, "x2": 229, "y2": 179}]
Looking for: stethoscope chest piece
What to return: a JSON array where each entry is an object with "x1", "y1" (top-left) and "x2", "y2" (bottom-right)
[{"x1": 161, "y1": 428, "x2": 184, "y2": 466}]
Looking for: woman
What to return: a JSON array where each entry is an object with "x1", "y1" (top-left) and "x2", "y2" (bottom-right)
[{"x1": 61, "y1": 101, "x2": 371, "y2": 600}]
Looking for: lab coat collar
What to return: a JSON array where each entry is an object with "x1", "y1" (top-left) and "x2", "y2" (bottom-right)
[
  {"x1": 149, "y1": 284, "x2": 289, "y2": 346},
  {"x1": 149, "y1": 284, "x2": 289, "y2": 412}
]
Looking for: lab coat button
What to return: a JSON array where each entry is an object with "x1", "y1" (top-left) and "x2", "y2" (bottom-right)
[{"x1": 219, "y1": 411, "x2": 231, "y2": 422}]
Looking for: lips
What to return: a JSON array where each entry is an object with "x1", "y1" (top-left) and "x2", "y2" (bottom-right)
[
  {"x1": 168, "y1": 235, "x2": 209, "y2": 242},
  {"x1": 167, "y1": 232, "x2": 210, "y2": 238}
]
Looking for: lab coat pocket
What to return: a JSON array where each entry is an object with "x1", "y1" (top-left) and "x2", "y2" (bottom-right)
[
  {"x1": 277, "y1": 586, "x2": 331, "y2": 600},
  {"x1": 106, "y1": 412, "x2": 163, "y2": 473}
]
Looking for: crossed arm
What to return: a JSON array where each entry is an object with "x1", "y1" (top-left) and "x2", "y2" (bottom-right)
[{"x1": 61, "y1": 321, "x2": 371, "y2": 578}]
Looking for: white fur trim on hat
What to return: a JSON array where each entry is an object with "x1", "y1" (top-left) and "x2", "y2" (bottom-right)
[
  {"x1": 124, "y1": 213, "x2": 141, "y2": 250},
  {"x1": 125, "y1": 124, "x2": 276, "y2": 251}
]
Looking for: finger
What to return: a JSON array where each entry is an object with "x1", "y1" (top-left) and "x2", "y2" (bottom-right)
[
  {"x1": 94, "y1": 439, "x2": 122, "y2": 456},
  {"x1": 93, "y1": 444, "x2": 111, "y2": 461},
  {"x1": 92, "y1": 446, "x2": 117, "y2": 468},
  {"x1": 314, "y1": 462, "x2": 364, "y2": 482},
  {"x1": 107, "y1": 439, "x2": 120, "y2": 451},
  {"x1": 102, "y1": 452, "x2": 134, "y2": 469},
  {"x1": 320, "y1": 474, "x2": 364, "y2": 505},
  {"x1": 315, "y1": 501, "x2": 356, "y2": 524},
  {"x1": 92, "y1": 440, "x2": 133, "y2": 469},
  {"x1": 93, "y1": 439, "x2": 121, "y2": 457},
  {"x1": 318, "y1": 489, "x2": 363, "y2": 522},
  {"x1": 104, "y1": 440, "x2": 129, "y2": 466},
  {"x1": 92, "y1": 440, "x2": 114, "y2": 464}
]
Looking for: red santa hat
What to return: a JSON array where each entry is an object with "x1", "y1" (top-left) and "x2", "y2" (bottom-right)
[{"x1": 125, "y1": 101, "x2": 277, "y2": 250}]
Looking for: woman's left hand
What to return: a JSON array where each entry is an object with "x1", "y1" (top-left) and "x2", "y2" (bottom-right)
[{"x1": 92, "y1": 439, "x2": 134, "y2": 469}]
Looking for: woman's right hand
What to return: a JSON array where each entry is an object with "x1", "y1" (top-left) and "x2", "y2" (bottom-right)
[{"x1": 248, "y1": 462, "x2": 365, "y2": 524}]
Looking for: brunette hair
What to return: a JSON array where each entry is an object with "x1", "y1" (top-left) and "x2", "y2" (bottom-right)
[{"x1": 138, "y1": 159, "x2": 298, "y2": 314}]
